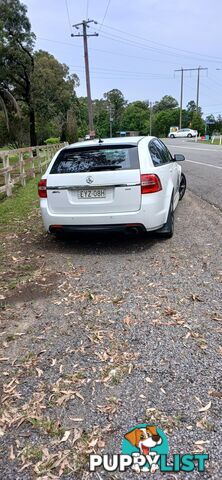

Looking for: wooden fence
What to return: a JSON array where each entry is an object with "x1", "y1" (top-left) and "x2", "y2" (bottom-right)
[{"x1": 0, "y1": 143, "x2": 67, "y2": 198}]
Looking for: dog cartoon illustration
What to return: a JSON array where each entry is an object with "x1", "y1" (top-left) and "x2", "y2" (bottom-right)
[{"x1": 124, "y1": 425, "x2": 162, "y2": 473}]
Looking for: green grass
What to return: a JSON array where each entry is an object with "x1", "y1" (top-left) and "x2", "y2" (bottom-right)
[
  {"x1": 0, "y1": 177, "x2": 40, "y2": 228},
  {"x1": 198, "y1": 139, "x2": 222, "y2": 145}
]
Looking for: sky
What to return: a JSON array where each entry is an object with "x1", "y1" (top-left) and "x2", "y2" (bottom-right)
[{"x1": 24, "y1": 0, "x2": 222, "y2": 118}]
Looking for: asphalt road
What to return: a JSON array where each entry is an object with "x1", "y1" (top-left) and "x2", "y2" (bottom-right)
[{"x1": 164, "y1": 138, "x2": 222, "y2": 210}]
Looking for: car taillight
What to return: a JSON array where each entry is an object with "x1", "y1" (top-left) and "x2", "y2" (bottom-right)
[
  {"x1": 38, "y1": 179, "x2": 47, "y2": 198},
  {"x1": 141, "y1": 174, "x2": 162, "y2": 194}
]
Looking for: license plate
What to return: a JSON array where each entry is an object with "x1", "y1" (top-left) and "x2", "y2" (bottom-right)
[{"x1": 77, "y1": 189, "x2": 106, "y2": 199}]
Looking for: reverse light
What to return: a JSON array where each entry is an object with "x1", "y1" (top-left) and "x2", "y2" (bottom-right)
[
  {"x1": 141, "y1": 174, "x2": 162, "y2": 194},
  {"x1": 38, "y1": 179, "x2": 47, "y2": 198}
]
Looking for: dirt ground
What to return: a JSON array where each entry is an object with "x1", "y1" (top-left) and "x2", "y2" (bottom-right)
[{"x1": 0, "y1": 191, "x2": 222, "y2": 479}]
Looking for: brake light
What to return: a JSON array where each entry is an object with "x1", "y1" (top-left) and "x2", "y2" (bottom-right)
[
  {"x1": 141, "y1": 174, "x2": 162, "y2": 194},
  {"x1": 38, "y1": 179, "x2": 47, "y2": 198}
]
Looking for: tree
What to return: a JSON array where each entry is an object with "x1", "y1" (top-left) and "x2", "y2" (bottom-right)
[
  {"x1": 120, "y1": 101, "x2": 149, "y2": 134},
  {"x1": 186, "y1": 100, "x2": 202, "y2": 117},
  {"x1": 0, "y1": 85, "x2": 20, "y2": 131},
  {"x1": 103, "y1": 89, "x2": 126, "y2": 134},
  {"x1": 32, "y1": 50, "x2": 79, "y2": 143},
  {"x1": 92, "y1": 99, "x2": 109, "y2": 138},
  {"x1": 0, "y1": 0, "x2": 37, "y2": 144},
  {"x1": 152, "y1": 108, "x2": 180, "y2": 137},
  {"x1": 190, "y1": 112, "x2": 205, "y2": 135},
  {"x1": 153, "y1": 95, "x2": 178, "y2": 113},
  {"x1": 215, "y1": 114, "x2": 222, "y2": 133}
]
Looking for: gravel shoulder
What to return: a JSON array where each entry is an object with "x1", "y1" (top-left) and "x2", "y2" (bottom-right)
[{"x1": 0, "y1": 191, "x2": 222, "y2": 479}]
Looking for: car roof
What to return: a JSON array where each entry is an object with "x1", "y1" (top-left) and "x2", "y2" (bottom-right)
[{"x1": 66, "y1": 136, "x2": 155, "y2": 149}]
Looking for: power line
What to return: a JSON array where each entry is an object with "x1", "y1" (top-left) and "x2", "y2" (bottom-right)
[
  {"x1": 174, "y1": 67, "x2": 208, "y2": 127},
  {"x1": 64, "y1": 0, "x2": 72, "y2": 33},
  {"x1": 36, "y1": 36, "x2": 182, "y2": 67},
  {"x1": 98, "y1": 22, "x2": 222, "y2": 63},
  {"x1": 98, "y1": 0, "x2": 111, "y2": 32},
  {"x1": 99, "y1": 30, "x2": 222, "y2": 65},
  {"x1": 71, "y1": 20, "x2": 98, "y2": 135}
]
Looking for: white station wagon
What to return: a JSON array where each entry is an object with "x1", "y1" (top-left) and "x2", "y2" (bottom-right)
[{"x1": 38, "y1": 136, "x2": 186, "y2": 239}]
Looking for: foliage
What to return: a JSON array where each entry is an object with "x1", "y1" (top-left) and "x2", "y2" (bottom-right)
[
  {"x1": 44, "y1": 137, "x2": 60, "y2": 145},
  {"x1": 32, "y1": 50, "x2": 79, "y2": 144},
  {"x1": 0, "y1": 85, "x2": 20, "y2": 131},
  {"x1": 120, "y1": 101, "x2": 149, "y2": 134},
  {"x1": 153, "y1": 95, "x2": 178, "y2": 113},
  {"x1": 103, "y1": 89, "x2": 126, "y2": 135},
  {"x1": 190, "y1": 113, "x2": 205, "y2": 135},
  {"x1": 0, "y1": 0, "x2": 36, "y2": 144}
]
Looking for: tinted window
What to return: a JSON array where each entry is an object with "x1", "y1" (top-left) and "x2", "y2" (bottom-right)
[
  {"x1": 50, "y1": 145, "x2": 139, "y2": 174},
  {"x1": 157, "y1": 139, "x2": 173, "y2": 163},
  {"x1": 149, "y1": 139, "x2": 171, "y2": 166},
  {"x1": 149, "y1": 141, "x2": 163, "y2": 166}
]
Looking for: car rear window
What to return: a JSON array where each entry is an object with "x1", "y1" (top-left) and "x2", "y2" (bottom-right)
[{"x1": 50, "y1": 145, "x2": 139, "y2": 174}]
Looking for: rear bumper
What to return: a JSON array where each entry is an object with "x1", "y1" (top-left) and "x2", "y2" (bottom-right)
[
  {"x1": 49, "y1": 223, "x2": 146, "y2": 234},
  {"x1": 40, "y1": 195, "x2": 170, "y2": 233}
]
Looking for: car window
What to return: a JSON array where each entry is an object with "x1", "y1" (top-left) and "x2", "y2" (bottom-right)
[
  {"x1": 149, "y1": 141, "x2": 163, "y2": 166},
  {"x1": 157, "y1": 139, "x2": 173, "y2": 163},
  {"x1": 153, "y1": 139, "x2": 171, "y2": 164},
  {"x1": 50, "y1": 145, "x2": 139, "y2": 174}
]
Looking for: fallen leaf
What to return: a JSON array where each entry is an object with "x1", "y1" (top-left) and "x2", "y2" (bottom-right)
[
  {"x1": 36, "y1": 368, "x2": 43, "y2": 378},
  {"x1": 208, "y1": 390, "x2": 222, "y2": 399},
  {"x1": 198, "y1": 401, "x2": 212, "y2": 412},
  {"x1": 145, "y1": 376, "x2": 153, "y2": 383},
  {"x1": 123, "y1": 316, "x2": 133, "y2": 326},
  {"x1": 9, "y1": 445, "x2": 15, "y2": 460},
  {"x1": 194, "y1": 440, "x2": 209, "y2": 445},
  {"x1": 69, "y1": 417, "x2": 84, "y2": 422},
  {"x1": 218, "y1": 346, "x2": 222, "y2": 356},
  {"x1": 60, "y1": 430, "x2": 71, "y2": 443}
]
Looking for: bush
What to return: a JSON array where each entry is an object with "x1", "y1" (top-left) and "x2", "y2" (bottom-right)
[{"x1": 44, "y1": 137, "x2": 60, "y2": 145}]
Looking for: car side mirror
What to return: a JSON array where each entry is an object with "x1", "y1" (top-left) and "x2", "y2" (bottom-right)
[{"x1": 173, "y1": 154, "x2": 185, "y2": 162}]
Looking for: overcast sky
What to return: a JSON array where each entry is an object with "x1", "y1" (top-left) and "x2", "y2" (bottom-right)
[{"x1": 24, "y1": 0, "x2": 222, "y2": 117}]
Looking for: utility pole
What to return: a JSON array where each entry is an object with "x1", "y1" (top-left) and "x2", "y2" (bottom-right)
[
  {"x1": 149, "y1": 101, "x2": 153, "y2": 136},
  {"x1": 108, "y1": 104, "x2": 114, "y2": 138},
  {"x1": 174, "y1": 67, "x2": 183, "y2": 129},
  {"x1": 174, "y1": 66, "x2": 208, "y2": 127},
  {"x1": 196, "y1": 66, "x2": 208, "y2": 111},
  {"x1": 71, "y1": 20, "x2": 98, "y2": 137}
]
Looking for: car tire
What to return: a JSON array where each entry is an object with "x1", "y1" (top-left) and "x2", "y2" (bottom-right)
[
  {"x1": 158, "y1": 196, "x2": 174, "y2": 239},
  {"x1": 187, "y1": 133, "x2": 192, "y2": 138},
  {"x1": 170, "y1": 134, "x2": 175, "y2": 138},
  {"x1": 179, "y1": 173, "x2": 186, "y2": 200}
]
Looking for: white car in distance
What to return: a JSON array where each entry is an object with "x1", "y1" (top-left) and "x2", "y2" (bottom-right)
[
  {"x1": 38, "y1": 136, "x2": 186, "y2": 239},
  {"x1": 168, "y1": 128, "x2": 197, "y2": 138}
]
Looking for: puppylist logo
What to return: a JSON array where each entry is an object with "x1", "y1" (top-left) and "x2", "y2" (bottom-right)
[{"x1": 89, "y1": 423, "x2": 209, "y2": 474}]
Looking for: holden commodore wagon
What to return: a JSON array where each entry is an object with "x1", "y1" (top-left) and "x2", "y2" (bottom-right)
[{"x1": 38, "y1": 136, "x2": 186, "y2": 238}]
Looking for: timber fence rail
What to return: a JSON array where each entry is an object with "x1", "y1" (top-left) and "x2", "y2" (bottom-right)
[{"x1": 0, "y1": 143, "x2": 67, "y2": 198}]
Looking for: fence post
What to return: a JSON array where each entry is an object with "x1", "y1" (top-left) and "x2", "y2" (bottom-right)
[
  {"x1": 30, "y1": 149, "x2": 35, "y2": 178},
  {"x1": 19, "y1": 151, "x2": 26, "y2": 187},
  {"x1": 3, "y1": 154, "x2": 12, "y2": 197},
  {"x1": 36, "y1": 146, "x2": 41, "y2": 174}
]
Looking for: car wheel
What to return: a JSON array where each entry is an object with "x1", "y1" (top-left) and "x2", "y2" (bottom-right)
[
  {"x1": 158, "y1": 197, "x2": 174, "y2": 239},
  {"x1": 170, "y1": 134, "x2": 175, "y2": 138},
  {"x1": 179, "y1": 173, "x2": 186, "y2": 200},
  {"x1": 187, "y1": 133, "x2": 192, "y2": 138}
]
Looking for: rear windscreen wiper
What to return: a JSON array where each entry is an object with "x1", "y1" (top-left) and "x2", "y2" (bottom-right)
[{"x1": 88, "y1": 165, "x2": 122, "y2": 171}]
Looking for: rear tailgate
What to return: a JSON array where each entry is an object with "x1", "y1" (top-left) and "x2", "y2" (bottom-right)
[{"x1": 47, "y1": 145, "x2": 141, "y2": 214}]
